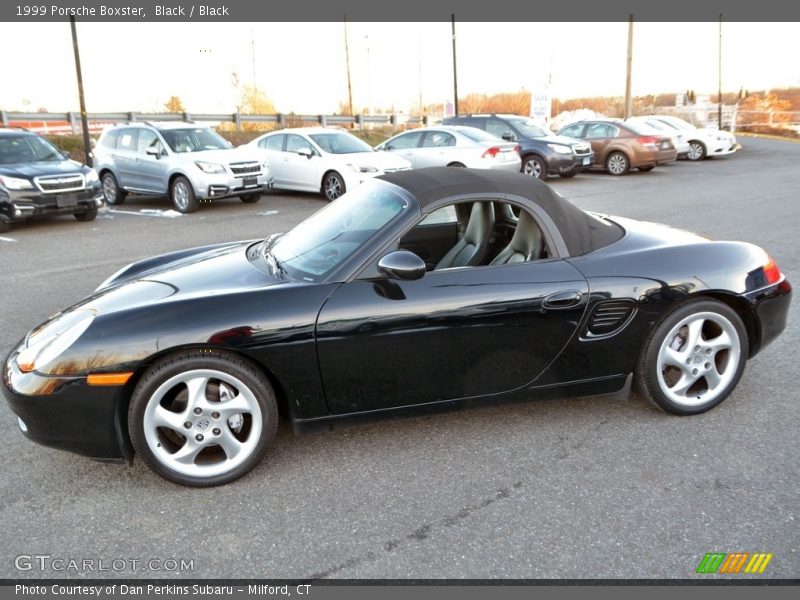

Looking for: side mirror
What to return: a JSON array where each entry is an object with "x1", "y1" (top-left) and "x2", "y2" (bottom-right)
[
  {"x1": 146, "y1": 146, "x2": 161, "y2": 158},
  {"x1": 501, "y1": 132, "x2": 515, "y2": 142},
  {"x1": 62, "y1": 151, "x2": 71, "y2": 159},
  {"x1": 378, "y1": 250, "x2": 426, "y2": 281},
  {"x1": 297, "y1": 147, "x2": 313, "y2": 159},
  {"x1": 385, "y1": 144, "x2": 396, "y2": 151}
]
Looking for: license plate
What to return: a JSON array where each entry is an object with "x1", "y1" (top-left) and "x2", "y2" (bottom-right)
[
  {"x1": 582, "y1": 157, "x2": 591, "y2": 166},
  {"x1": 56, "y1": 193, "x2": 78, "y2": 207},
  {"x1": 243, "y1": 176, "x2": 257, "y2": 187},
  {"x1": 661, "y1": 141, "x2": 670, "y2": 149}
]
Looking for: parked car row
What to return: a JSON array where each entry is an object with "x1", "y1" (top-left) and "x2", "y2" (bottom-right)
[{"x1": 0, "y1": 112, "x2": 738, "y2": 232}]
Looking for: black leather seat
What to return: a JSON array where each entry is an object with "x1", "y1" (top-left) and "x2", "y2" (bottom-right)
[
  {"x1": 490, "y1": 211, "x2": 544, "y2": 265},
  {"x1": 435, "y1": 202, "x2": 495, "y2": 270}
]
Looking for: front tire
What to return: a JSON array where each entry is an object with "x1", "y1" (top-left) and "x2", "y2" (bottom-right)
[
  {"x1": 636, "y1": 299, "x2": 748, "y2": 415},
  {"x1": 101, "y1": 172, "x2": 126, "y2": 205},
  {"x1": 686, "y1": 140, "x2": 707, "y2": 161},
  {"x1": 74, "y1": 209, "x2": 97, "y2": 222},
  {"x1": 239, "y1": 192, "x2": 261, "y2": 203},
  {"x1": 522, "y1": 155, "x2": 546, "y2": 180},
  {"x1": 129, "y1": 350, "x2": 278, "y2": 486},
  {"x1": 605, "y1": 152, "x2": 629, "y2": 176},
  {"x1": 322, "y1": 171, "x2": 345, "y2": 201},
  {"x1": 170, "y1": 176, "x2": 199, "y2": 213}
]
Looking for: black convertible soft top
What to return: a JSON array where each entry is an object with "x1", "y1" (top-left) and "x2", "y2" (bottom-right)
[{"x1": 378, "y1": 167, "x2": 623, "y2": 256}]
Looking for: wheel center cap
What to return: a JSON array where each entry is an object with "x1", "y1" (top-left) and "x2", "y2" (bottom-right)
[{"x1": 195, "y1": 418, "x2": 211, "y2": 432}]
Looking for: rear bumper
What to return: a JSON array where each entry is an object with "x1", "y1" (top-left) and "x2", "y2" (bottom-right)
[
  {"x1": 746, "y1": 278, "x2": 792, "y2": 357},
  {"x1": 633, "y1": 148, "x2": 678, "y2": 167},
  {"x1": 1, "y1": 350, "x2": 129, "y2": 462}
]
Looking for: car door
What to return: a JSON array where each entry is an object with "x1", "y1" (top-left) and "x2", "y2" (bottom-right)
[
  {"x1": 113, "y1": 128, "x2": 139, "y2": 189},
  {"x1": 584, "y1": 123, "x2": 617, "y2": 163},
  {"x1": 258, "y1": 134, "x2": 287, "y2": 187},
  {"x1": 382, "y1": 130, "x2": 424, "y2": 167},
  {"x1": 414, "y1": 130, "x2": 458, "y2": 168},
  {"x1": 282, "y1": 134, "x2": 318, "y2": 190},
  {"x1": 133, "y1": 128, "x2": 171, "y2": 193},
  {"x1": 315, "y1": 220, "x2": 589, "y2": 414}
]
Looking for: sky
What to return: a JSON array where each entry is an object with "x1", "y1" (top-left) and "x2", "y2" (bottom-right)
[{"x1": 1, "y1": 21, "x2": 798, "y2": 115}]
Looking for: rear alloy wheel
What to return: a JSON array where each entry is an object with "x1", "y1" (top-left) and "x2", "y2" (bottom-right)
[
  {"x1": 74, "y1": 209, "x2": 97, "y2": 222},
  {"x1": 171, "y1": 176, "x2": 199, "y2": 213},
  {"x1": 687, "y1": 141, "x2": 707, "y2": 161},
  {"x1": 129, "y1": 350, "x2": 278, "y2": 486},
  {"x1": 636, "y1": 299, "x2": 748, "y2": 415},
  {"x1": 322, "y1": 171, "x2": 345, "y2": 201},
  {"x1": 101, "y1": 172, "x2": 126, "y2": 205},
  {"x1": 239, "y1": 192, "x2": 261, "y2": 203},
  {"x1": 605, "y1": 152, "x2": 630, "y2": 176},
  {"x1": 522, "y1": 155, "x2": 546, "y2": 180}
]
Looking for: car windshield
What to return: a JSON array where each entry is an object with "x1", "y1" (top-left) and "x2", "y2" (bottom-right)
[
  {"x1": 0, "y1": 134, "x2": 64, "y2": 163},
  {"x1": 458, "y1": 128, "x2": 500, "y2": 143},
  {"x1": 309, "y1": 132, "x2": 374, "y2": 154},
  {"x1": 270, "y1": 182, "x2": 408, "y2": 282},
  {"x1": 160, "y1": 128, "x2": 233, "y2": 153},
  {"x1": 507, "y1": 118, "x2": 549, "y2": 138}
]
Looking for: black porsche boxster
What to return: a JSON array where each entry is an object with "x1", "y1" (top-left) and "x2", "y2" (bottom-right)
[{"x1": 2, "y1": 168, "x2": 791, "y2": 486}]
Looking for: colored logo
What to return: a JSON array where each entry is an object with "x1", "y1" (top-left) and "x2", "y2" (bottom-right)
[{"x1": 696, "y1": 552, "x2": 773, "y2": 574}]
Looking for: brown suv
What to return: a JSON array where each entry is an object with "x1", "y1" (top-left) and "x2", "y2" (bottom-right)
[{"x1": 556, "y1": 119, "x2": 677, "y2": 175}]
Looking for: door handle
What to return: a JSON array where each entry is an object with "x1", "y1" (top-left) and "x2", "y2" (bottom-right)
[{"x1": 543, "y1": 290, "x2": 583, "y2": 310}]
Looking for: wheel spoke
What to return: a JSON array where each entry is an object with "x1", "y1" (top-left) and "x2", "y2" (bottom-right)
[
  {"x1": 216, "y1": 427, "x2": 243, "y2": 459},
  {"x1": 685, "y1": 318, "x2": 704, "y2": 350},
  {"x1": 704, "y1": 330, "x2": 733, "y2": 352},
  {"x1": 669, "y1": 372, "x2": 700, "y2": 397},
  {"x1": 218, "y1": 392, "x2": 252, "y2": 417},
  {"x1": 171, "y1": 439, "x2": 202, "y2": 465},
  {"x1": 705, "y1": 365, "x2": 723, "y2": 390},
  {"x1": 184, "y1": 376, "x2": 210, "y2": 411},
  {"x1": 152, "y1": 405, "x2": 186, "y2": 433},
  {"x1": 662, "y1": 345, "x2": 688, "y2": 369}
]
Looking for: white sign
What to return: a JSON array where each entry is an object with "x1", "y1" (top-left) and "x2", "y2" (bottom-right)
[{"x1": 530, "y1": 92, "x2": 552, "y2": 126}]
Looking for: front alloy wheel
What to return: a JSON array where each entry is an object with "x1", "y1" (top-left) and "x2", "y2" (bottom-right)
[
  {"x1": 637, "y1": 300, "x2": 748, "y2": 415},
  {"x1": 522, "y1": 156, "x2": 546, "y2": 180},
  {"x1": 322, "y1": 171, "x2": 345, "y2": 201},
  {"x1": 687, "y1": 141, "x2": 707, "y2": 161},
  {"x1": 129, "y1": 351, "x2": 277, "y2": 486}
]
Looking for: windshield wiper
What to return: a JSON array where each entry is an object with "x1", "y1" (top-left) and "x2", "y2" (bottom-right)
[{"x1": 261, "y1": 240, "x2": 287, "y2": 279}]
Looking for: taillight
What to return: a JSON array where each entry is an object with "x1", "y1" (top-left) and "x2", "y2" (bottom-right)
[
  {"x1": 514, "y1": 144, "x2": 520, "y2": 155},
  {"x1": 482, "y1": 146, "x2": 501, "y2": 158},
  {"x1": 637, "y1": 136, "x2": 659, "y2": 146},
  {"x1": 763, "y1": 257, "x2": 783, "y2": 284}
]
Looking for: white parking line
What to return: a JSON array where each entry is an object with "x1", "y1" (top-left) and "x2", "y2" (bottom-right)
[
  {"x1": 0, "y1": 236, "x2": 18, "y2": 243},
  {"x1": 257, "y1": 210, "x2": 279, "y2": 216},
  {"x1": 107, "y1": 209, "x2": 183, "y2": 219}
]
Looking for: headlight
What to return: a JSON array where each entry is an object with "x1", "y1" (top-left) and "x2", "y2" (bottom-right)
[
  {"x1": 347, "y1": 164, "x2": 379, "y2": 173},
  {"x1": 547, "y1": 144, "x2": 573, "y2": 155},
  {"x1": 0, "y1": 175, "x2": 34, "y2": 190},
  {"x1": 85, "y1": 169, "x2": 99, "y2": 184},
  {"x1": 17, "y1": 311, "x2": 95, "y2": 373},
  {"x1": 195, "y1": 161, "x2": 226, "y2": 174}
]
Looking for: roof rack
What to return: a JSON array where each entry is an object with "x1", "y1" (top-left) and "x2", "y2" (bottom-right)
[{"x1": 0, "y1": 125, "x2": 30, "y2": 132}]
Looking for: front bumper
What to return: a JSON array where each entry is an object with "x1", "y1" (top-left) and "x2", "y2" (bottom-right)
[
  {"x1": 708, "y1": 137, "x2": 738, "y2": 156},
  {"x1": 191, "y1": 171, "x2": 273, "y2": 201},
  {"x1": 547, "y1": 153, "x2": 593, "y2": 175},
  {"x1": 1, "y1": 185, "x2": 103, "y2": 224},
  {"x1": 1, "y1": 349, "x2": 129, "y2": 462}
]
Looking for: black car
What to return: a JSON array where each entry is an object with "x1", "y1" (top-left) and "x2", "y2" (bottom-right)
[
  {"x1": 0, "y1": 128, "x2": 103, "y2": 232},
  {"x1": 2, "y1": 168, "x2": 791, "y2": 486},
  {"x1": 442, "y1": 114, "x2": 593, "y2": 179}
]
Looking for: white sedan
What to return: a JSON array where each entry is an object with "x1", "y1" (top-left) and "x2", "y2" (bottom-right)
[
  {"x1": 375, "y1": 126, "x2": 521, "y2": 171},
  {"x1": 244, "y1": 128, "x2": 411, "y2": 200},
  {"x1": 647, "y1": 115, "x2": 737, "y2": 161},
  {"x1": 626, "y1": 116, "x2": 691, "y2": 157}
]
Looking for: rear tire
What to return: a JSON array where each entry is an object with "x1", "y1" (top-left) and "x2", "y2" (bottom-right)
[
  {"x1": 171, "y1": 176, "x2": 199, "y2": 213},
  {"x1": 605, "y1": 152, "x2": 629, "y2": 176},
  {"x1": 101, "y1": 172, "x2": 126, "y2": 205},
  {"x1": 636, "y1": 299, "x2": 748, "y2": 415},
  {"x1": 74, "y1": 209, "x2": 97, "y2": 222},
  {"x1": 129, "y1": 350, "x2": 278, "y2": 487}
]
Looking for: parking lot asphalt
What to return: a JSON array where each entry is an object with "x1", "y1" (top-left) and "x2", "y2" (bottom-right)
[{"x1": 1, "y1": 137, "x2": 797, "y2": 579}]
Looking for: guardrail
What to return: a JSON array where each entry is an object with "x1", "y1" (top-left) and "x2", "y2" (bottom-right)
[{"x1": 0, "y1": 110, "x2": 431, "y2": 135}]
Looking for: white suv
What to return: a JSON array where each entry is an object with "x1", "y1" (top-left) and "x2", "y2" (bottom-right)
[{"x1": 93, "y1": 122, "x2": 272, "y2": 213}]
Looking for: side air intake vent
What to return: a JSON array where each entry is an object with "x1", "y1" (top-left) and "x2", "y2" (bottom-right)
[{"x1": 586, "y1": 299, "x2": 636, "y2": 337}]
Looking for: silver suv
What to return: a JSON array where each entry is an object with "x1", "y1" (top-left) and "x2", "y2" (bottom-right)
[{"x1": 93, "y1": 122, "x2": 273, "y2": 213}]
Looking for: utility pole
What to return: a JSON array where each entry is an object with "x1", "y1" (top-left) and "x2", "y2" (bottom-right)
[
  {"x1": 343, "y1": 16, "x2": 354, "y2": 116},
  {"x1": 251, "y1": 28, "x2": 257, "y2": 89},
  {"x1": 418, "y1": 35, "x2": 424, "y2": 117},
  {"x1": 718, "y1": 14, "x2": 723, "y2": 130},
  {"x1": 451, "y1": 14, "x2": 459, "y2": 116},
  {"x1": 624, "y1": 14, "x2": 634, "y2": 119},
  {"x1": 69, "y1": 16, "x2": 91, "y2": 167}
]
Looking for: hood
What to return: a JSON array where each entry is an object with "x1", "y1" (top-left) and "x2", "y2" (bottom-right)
[
  {"x1": 0, "y1": 159, "x2": 88, "y2": 178},
  {"x1": 340, "y1": 151, "x2": 411, "y2": 171},
  {"x1": 177, "y1": 148, "x2": 264, "y2": 166},
  {"x1": 537, "y1": 135, "x2": 589, "y2": 147},
  {"x1": 83, "y1": 241, "x2": 281, "y2": 316}
]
